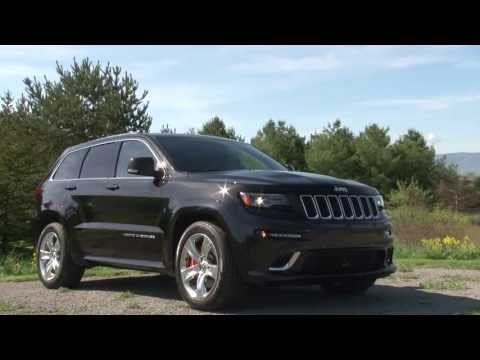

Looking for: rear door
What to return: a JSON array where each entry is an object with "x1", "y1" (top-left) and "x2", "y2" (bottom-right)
[
  {"x1": 48, "y1": 148, "x2": 89, "y2": 237},
  {"x1": 74, "y1": 141, "x2": 122, "y2": 258}
]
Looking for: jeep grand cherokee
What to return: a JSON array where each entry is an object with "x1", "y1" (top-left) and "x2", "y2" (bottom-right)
[{"x1": 33, "y1": 133, "x2": 395, "y2": 310}]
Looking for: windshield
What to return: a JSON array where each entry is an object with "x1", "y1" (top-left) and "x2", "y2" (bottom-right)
[{"x1": 153, "y1": 136, "x2": 287, "y2": 172}]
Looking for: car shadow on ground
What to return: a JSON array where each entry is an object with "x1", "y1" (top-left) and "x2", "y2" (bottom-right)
[{"x1": 78, "y1": 275, "x2": 480, "y2": 315}]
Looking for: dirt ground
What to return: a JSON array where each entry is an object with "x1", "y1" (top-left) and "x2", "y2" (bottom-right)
[{"x1": 1, "y1": 268, "x2": 480, "y2": 315}]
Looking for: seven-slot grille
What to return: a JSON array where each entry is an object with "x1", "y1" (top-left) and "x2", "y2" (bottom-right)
[{"x1": 299, "y1": 194, "x2": 381, "y2": 220}]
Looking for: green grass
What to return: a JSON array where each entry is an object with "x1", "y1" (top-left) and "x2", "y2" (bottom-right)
[
  {"x1": 0, "y1": 267, "x2": 143, "y2": 282},
  {"x1": 391, "y1": 272, "x2": 419, "y2": 281},
  {"x1": 394, "y1": 242, "x2": 480, "y2": 270},
  {"x1": 115, "y1": 290, "x2": 134, "y2": 301},
  {"x1": 0, "y1": 300, "x2": 27, "y2": 313},
  {"x1": 395, "y1": 257, "x2": 480, "y2": 270},
  {"x1": 126, "y1": 301, "x2": 143, "y2": 310},
  {"x1": 0, "y1": 251, "x2": 144, "y2": 283},
  {"x1": 419, "y1": 277, "x2": 469, "y2": 291}
]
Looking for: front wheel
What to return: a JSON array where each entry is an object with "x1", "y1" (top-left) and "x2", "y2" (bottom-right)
[
  {"x1": 175, "y1": 221, "x2": 243, "y2": 311},
  {"x1": 322, "y1": 277, "x2": 376, "y2": 294}
]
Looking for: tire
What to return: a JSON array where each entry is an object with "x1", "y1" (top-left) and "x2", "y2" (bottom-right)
[
  {"x1": 36, "y1": 222, "x2": 85, "y2": 289},
  {"x1": 322, "y1": 277, "x2": 376, "y2": 295},
  {"x1": 175, "y1": 221, "x2": 243, "y2": 311}
]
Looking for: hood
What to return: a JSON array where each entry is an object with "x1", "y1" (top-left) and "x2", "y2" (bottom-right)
[{"x1": 188, "y1": 170, "x2": 378, "y2": 195}]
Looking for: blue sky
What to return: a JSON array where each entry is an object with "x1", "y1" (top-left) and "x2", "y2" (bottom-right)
[{"x1": 1, "y1": 45, "x2": 479, "y2": 154}]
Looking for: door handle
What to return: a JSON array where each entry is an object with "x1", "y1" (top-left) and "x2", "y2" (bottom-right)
[
  {"x1": 65, "y1": 185, "x2": 77, "y2": 191},
  {"x1": 106, "y1": 184, "x2": 120, "y2": 191}
]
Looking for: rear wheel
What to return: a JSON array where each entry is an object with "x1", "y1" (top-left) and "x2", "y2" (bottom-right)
[
  {"x1": 322, "y1": 277, "x2": 376, "y2": 294},
  {"x1": 36, "y1": 222, "x2": 84, "y2": 289},
  {"x1": 175, "y1": 221, "x2": 243, "y2": 311}
]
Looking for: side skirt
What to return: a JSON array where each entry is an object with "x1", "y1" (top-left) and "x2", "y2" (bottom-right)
[{"x1": 84, "y1": 256, "x2": 167, "y2": 273}]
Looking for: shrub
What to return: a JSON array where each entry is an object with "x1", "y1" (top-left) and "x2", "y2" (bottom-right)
[
  {"x1": 0, "y1": 252, "x2": 35, "y2": 277},
  {"x1": 388, "y1": 179, "x2": 433, "y2": 208},
  {"x1": 421, "y1": 236, "x2": 480, "y2": 260},
  {"x1": 388, "y1": 205, "x2": 471, "y2": 246}
]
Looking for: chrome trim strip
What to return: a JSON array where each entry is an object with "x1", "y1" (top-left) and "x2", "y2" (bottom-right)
[
  {"x1": 352, "y1": 195, "x2": 365, "y2": 219},
  {"x1": 299, "y1": 194, "x2": 382, "y2": 221},
  {"x1": 314, "y1": 195, "x2": 332, "y2": 219},
  {"x1": 339, "y1": 195, "x2": 355, "y2": 220},
  {"x1": 368, "y1": 196, "x2": 380, "y2": 219},
  {"x1": 269, "y1": 233, "x2": 302, "y2": 239},
  {"x1": 84, "y1": 256, "x2": 166, "y2": 270},
  {"x1": 269, "y1": 251, "x2": 301, "y2": 272},
  {"x1": 49, "y1": 138, "x2": 165, "y2": 182},
  {"x1": 360, "y1": 196, "x2": 373, "y2": 219},
  {"x1": 49, "y1": 176, "x2": 155, "y2": 182},
  {"x1": 327, "y1": 195, "x2": 344, "y2": 220},
  {"x1": 299, "y1": 195, "x2": 319, "y2": 219}
]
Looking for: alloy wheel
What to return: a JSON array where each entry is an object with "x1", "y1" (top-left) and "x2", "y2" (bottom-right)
[
  {"x1": 179, "y1": 233, "x2": 219, "y2": 299},
  {"x1": 39, "y1": 232, "x2": 62, "y2": 281}
]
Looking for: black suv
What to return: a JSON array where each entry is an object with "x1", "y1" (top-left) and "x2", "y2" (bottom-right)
[{"x1": 33, "y1": 133, "x2": 395, "y2": 310}]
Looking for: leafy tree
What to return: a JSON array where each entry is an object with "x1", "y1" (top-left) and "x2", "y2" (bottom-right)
[
  {"x1": 352, "y1": 124, "x2": 392, "y2": 195},
  {"x1": 436, "y1": 171, "x2": 480, "y2": 212},
  {"x1": 0, "y1": 58, "x2": 152, "y2": 254},
  {"x1": 198, "y1": 116, "x2": 244, "y2": 141},
  {"x1": 0, "y1": 93, "x2": 49, "y2": 253},
  {"x1": 389, "y1": 129, "x2": 439, "y2": 191},
  {"x1": 475, "y1": 177, "x2": 480, "y2": 193},
  {"x1": 23, "y1": 57, "x2": 152, "y2": 157},
  {"x1": 305, "y1": 119, "x2": 356, "y2": 178},
  {"x1": 251, "y1": 120, "x2": 307, "y2": 170}
]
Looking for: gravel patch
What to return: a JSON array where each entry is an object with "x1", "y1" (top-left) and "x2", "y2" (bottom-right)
[{"x1": 1, "y1": 268, "x2": 480, "y2": 315}]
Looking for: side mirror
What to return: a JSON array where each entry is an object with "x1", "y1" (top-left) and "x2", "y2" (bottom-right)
[
  {"x1": 286, "y1": 164, "x2": 295, "y2": 171},
  {"x1": 128, "y1": 157, "x2": 155, "y2": 177}
]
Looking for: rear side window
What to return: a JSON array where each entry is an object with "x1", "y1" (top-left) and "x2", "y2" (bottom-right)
[
  {"x1": 116, "y1": 140, "x2": 156, "y2": 177},
  {"x1": 80, "y1": 142, "x2": 121, "y2": 179},
  {"x1": 53, "y1": 149, "x2": 88, "y2": 180}
]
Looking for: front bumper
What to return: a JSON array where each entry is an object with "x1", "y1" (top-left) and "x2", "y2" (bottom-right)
[
  {"x1": 247, "y1": 250, "x2": 396, "y2": 286},
  {"x1": 223, "y1": 206, "x2": 395, "y2": 285}
]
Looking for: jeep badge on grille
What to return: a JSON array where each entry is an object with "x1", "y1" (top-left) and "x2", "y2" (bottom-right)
[{"x1": 333, "y1": 186, "x2": 348, "y2": 193}]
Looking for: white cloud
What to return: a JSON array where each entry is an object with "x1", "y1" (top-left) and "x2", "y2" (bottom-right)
[
  {"x1": 357, "y1": 94, "x2": 480, "y2": 110},
  {"x1": 0, "y1": 63, "x2": 54, "y2": 79},
  {"x1": 215, "y1": 45, "x2": 278, "y2": 55},
  {"x1": 386, "y1": 55, "x2": 449, "y2": 68},
  {"x1": 227, "y1": 45, "x2": 469, "y2": 75},
  {"x1": 148, "y1": 83, "x2": 227, "y2": 111},
  {"x1": 0, "y1": 45, "x2": 85, "y2": 61},
  {"x1": 229, "y1": 54, "x2": 341, "y2": 73},
  {"x1": 146, "y1": 83, "x2": 231, "y2": 131},
  {"x1": 426, "y1": 132, "x2": 439, "y2": 145}
]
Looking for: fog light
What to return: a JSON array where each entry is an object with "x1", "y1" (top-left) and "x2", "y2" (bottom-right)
[
  {"x1": 259, "y1": 230, "x2": 268, "y2": 239},
  {"x1": 386, "y1": 247, "x2": 394, "y2": 265}
]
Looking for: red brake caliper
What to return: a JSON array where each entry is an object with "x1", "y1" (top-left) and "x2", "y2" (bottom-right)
[{"x1": 186, "y1": 256, "x2": 198, "y2": 268}]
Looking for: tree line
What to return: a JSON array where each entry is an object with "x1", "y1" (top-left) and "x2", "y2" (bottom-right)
[{"x1": 0, "y1": 57, "x2": 478, "y2": 254}]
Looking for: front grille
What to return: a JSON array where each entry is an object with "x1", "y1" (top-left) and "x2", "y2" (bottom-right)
[{"x1": 299, "y1": 194, "x2": 381, "y2": 220}]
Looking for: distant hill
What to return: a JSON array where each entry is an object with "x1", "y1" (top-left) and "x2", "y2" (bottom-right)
[{"x1": 437, "y1": 153, "x2": 480, "y2": 175}]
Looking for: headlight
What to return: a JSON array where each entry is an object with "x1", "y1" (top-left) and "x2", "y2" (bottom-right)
[
  {"x1": 374, "y1": 195, "x2": 385, "y2": 210},
  {"x1": 239, "y1": 192, "x2": 291, "y2": 209}
]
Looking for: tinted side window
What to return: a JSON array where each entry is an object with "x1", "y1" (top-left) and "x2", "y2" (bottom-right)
[
  {"x1": 80, "y1": 142, "x2": 121, "y2": 178},
  {"x1": 53, "y1": 149, "x2": 88, "y2": 180},
  {"x1": 116, "y1": 140, "x2": 156, "y2": 177}
]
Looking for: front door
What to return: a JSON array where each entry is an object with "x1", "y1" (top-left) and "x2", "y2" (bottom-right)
[{"x1": 104, "y1": 139, "x2": 169, "y2": 264}]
